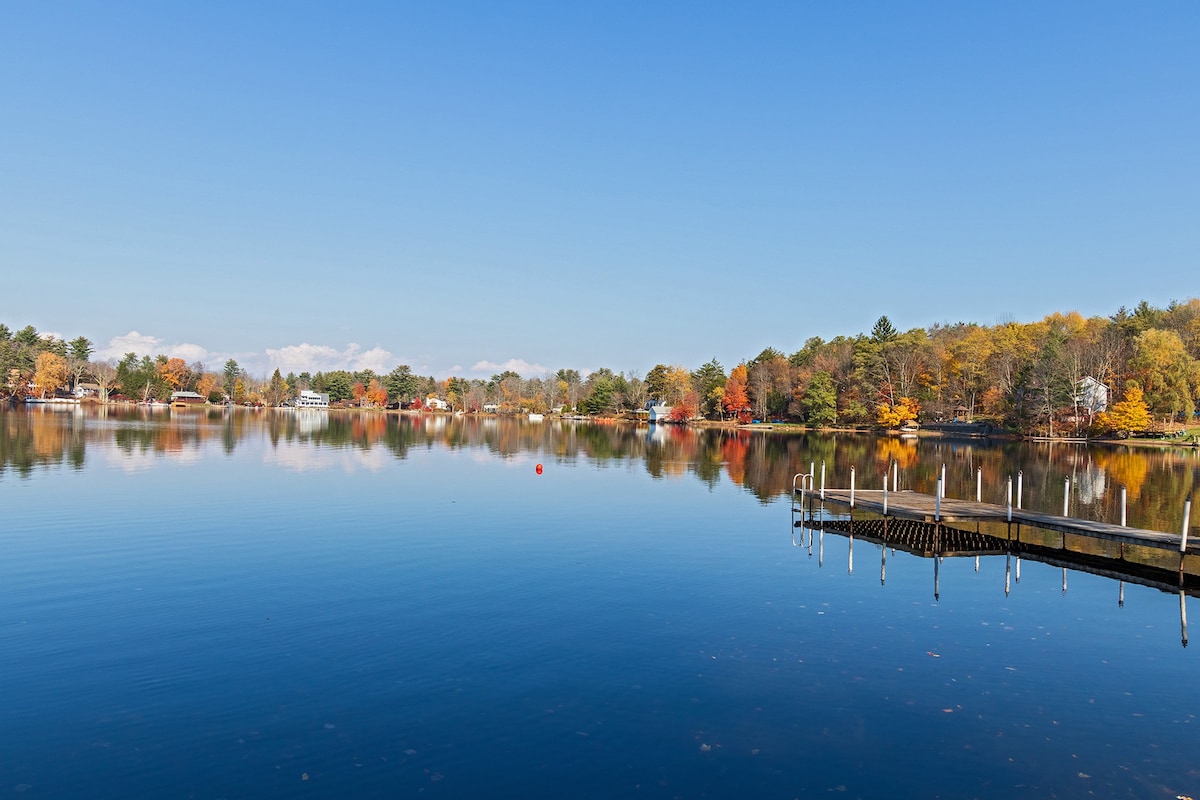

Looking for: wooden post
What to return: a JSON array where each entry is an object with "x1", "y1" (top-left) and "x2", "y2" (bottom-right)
[
  {"x1": 850, "y1": 466, "x2": 855, "y2": 508},
  {"x1": 976, "y1": 467, "x2": 982, "y2": 503},
  {"x1": 1120, "y1": 485, "x2": 1127, "y2": 527},
  {"x1": 1006, "y1": 476, "x2": 1013, "y2": 522},
  {"x1": 1182, "y1": 495, "x2": 1192, "y2": 553},
  {"x1": 935, "y1": 478, "x2": 942, "y2": 522},
  {"x1": 1017, "y1": 470, "x2": 1023, "y2": 509},
  {"x1": 883, "y1": 477, "x2": 888, "y2": 516},
  {"x1": 940, "y1": 463, "x2": 946, "y2": 498},
  {"x1": 820, "y1": 461, "x2": 826, "y2": 500},
  {"x1": 1063, "y1": 477, "x2": 1070, "y2": 517},
  {"x1": 892, "y1": 461, "x2": 898, "y2": 493}
]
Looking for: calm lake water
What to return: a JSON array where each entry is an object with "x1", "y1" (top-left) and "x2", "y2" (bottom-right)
[{"x1": 2, "y1": 406, "x2": 1198, "y2": 799}]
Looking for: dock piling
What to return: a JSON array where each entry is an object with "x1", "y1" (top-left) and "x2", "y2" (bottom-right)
[
  {"x1": 1121, "y1": 485, "x2": 1127, "y2": 527},
  {"x1": 883, "y1": 477, "x2": 888, "y2": 516},
  {"x1": 892, "y1": 461, "x2": 898, "y2": 493},
  {"x1": 1017, "y1": 470, "x2": 1023, "y2": 509},
  {"x1": 849, "y1": 466, "x2": 855, "y2": 508},
  {"x1": 1063, "y1": 477, "x2": 1071, "y2": 517},
  {"x1": 935, "y1": 478, "x2": 942, "y2": 522},
  {"x1": 976, "y1": 467, "x2": 982, "y2": 503},
  {"x1": 1006, "y1": 476, "x2": 1013, "y2": 522},
  {"x1": 940, "y1": 463, "x2": 946, "y2": 498},
  {"x1": 1182, "y1": 495, "x2": 1192, "y2": 553},
  {"x1": 820, "y1": 461, "x2": 826, "y2": 500}
]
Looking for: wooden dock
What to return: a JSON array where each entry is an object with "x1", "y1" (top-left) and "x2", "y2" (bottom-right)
[{"x1": 802, "y1": 488, "x2": 1198, "y2": 556}]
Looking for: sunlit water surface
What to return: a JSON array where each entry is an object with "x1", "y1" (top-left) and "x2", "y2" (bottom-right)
[{"x1": 1, "y1": 407, "x2": 1197, "y2": 798}]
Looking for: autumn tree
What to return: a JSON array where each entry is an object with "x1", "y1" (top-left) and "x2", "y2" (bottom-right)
[
  {"x1": 33, "y1": 352, "x2": 69, "y2": 398},
  {"x1": 196, "y1": 372, "x2": 220, "y2": 402},
  {"x1": 158, "y1": 357, "x2": 191, "y2": 392},
  {"x1": 352, "y1": 381, "x2": 368, "y2": 406},
  {"x1": 1100, "y1": 383, "x2": 1152, "y2": 435},
  {"x1": 876, "y1": 397, "x2": 919, "y2": 428},
  {"x1": 722, "y1": 364, "x2": 751, "y2": 420},
  {"x1": 367, "y1": 378, "x2": 388, "y2": 408}
]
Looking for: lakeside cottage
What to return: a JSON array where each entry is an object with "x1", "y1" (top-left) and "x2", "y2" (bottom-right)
[{"x1": 295, "y1": 390, "x2": 330, "y2": 409}]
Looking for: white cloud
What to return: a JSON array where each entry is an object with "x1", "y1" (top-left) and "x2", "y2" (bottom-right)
[
  {"x1": 97, "y1": 331, "x2": 209, "y2": 364},
  {"x1": 265, "y1": 342, "x2": 399, "y2": 375},
  {"x1": 469, "y1": 358, "x2": 548, "y2": 378},
  {"x1": 351, "y1": 346, "x2": 395, "y2": 373}
]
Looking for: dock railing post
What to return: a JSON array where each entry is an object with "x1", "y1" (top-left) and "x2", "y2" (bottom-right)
[
  {"x1": 1017, "y1": 470, "x2": 1023, "y2": 509},
  {"x1": 1006, "y1": 476, "x2": 1013, "y2": 522},
  {"x1": 1120, "y1": 485, "x2": 1127, "y2": 527},
  {"x1": 820, "y1": 461, "x2": 826, "y2": 500},
  {"x1": 1182, "y1": 495, "x2": 1192, "y2": 553},
  {"x1": 892, "y1": 461, "x2": 898, "y2": 493},
  {"x1": 940, "y1": 463, "x2": 946, "y2": 498},
  {"x1": 976, "y1": 467, "x2": 982, "y2": 503},
  {"x1": 935, "y1": 478, "x2": 942, "y2": 522},
  {"x1": 1063, "y1": 477, "x2": 1070, "y2": 517},
  {"x1": 883, "y1": 476, "x2": 888, "y2": 516},
  {"x1": 849, "y1": 466, "x2": 855, "y2": 508}
]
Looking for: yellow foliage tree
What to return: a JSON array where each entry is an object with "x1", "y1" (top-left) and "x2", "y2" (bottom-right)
[
  {"x1": 33, "y1": 352, "x2": 69, "y2": 398},
  {"x1": 1100, "y1": 384, "x2": 1151, "y2": 435},
  {"x1": 876, "y1": 397, "x2": 919, "y2": 428}
]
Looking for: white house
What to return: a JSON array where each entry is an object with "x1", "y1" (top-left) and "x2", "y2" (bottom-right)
[
  {"x1": 296, "y1": 390, "x2": 330, "y2": 409},
  {"x1": 425, "y1": 397, "x2": 449, "y2": 411},
  {"x1": 1075, "y1": 377, "x2": 1109, "y2": 416}
]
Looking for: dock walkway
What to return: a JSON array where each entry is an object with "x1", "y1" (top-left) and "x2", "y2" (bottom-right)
[{"x1": 805, "y1": 489, "x2": 1198, "y2": 556}]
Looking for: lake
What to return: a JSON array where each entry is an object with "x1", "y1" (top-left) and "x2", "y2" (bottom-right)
[{"x1": 2, "y1": 405, "x2": 1197, "y2": 798}]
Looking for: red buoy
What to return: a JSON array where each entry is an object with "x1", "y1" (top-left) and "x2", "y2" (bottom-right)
[{"x1": 535, "y1": 463, "x2": 543, "y2": 474}]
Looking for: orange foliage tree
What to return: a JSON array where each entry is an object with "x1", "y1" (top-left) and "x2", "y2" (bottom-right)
[
  {"x1": 158, "y1": 357, "x2": 190, "y2": 390},
  {"x1": 366, "y1": 378, "x2": 388, "y2": 407},
  {"x1": 722, "y1": 364, "x2": 751, "y2": 420}
]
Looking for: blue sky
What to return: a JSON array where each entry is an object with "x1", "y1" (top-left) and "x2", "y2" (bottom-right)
[{"x1": 2, "y1": 2, "x2": 1197, "y2": 379}]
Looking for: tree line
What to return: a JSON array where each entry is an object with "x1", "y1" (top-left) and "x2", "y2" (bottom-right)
[{"x1": 2, "y1": 297, "x2": 1198, "y2": 434}]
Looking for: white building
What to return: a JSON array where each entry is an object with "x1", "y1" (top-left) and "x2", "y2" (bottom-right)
[
  {"x1": 296, "y1": 390, "x2": 330, "y2": 409},
  {"x1": 1075, "y1": 377, "x2": 1109, "y2": 416}
]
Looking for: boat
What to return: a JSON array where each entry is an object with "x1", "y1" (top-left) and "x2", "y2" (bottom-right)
[{"x1": 528, "y1": 413, "x2": 545, "y2": 422}]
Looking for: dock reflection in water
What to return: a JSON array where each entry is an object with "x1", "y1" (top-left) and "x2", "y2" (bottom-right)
[{"x1": 792, "y1": 508, "x2": 1196, "y2": 648}]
